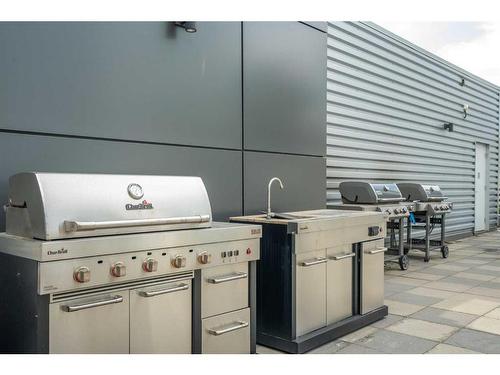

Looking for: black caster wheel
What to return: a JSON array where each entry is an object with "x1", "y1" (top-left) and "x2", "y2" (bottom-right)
[
  {"x1": 441, "y1": 245, "x2": 449, "y2": 259},
  {"x1": 424, "y1": 255, "x2": 431, "y2": 262},
  {"x1": 399, "y1": 255, "x2": 409, "y2": 270}
]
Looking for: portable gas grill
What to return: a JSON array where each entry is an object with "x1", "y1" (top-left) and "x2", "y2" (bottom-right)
[
  {"x1": 331, "y1": 182, "x2": 415, "y2": 270},
  {"x1": 0, "y1": 172, "x2": 261, "y2": 354},
  {"x1": 397, "y1": 183, "x2": 453, "y2": 262}
]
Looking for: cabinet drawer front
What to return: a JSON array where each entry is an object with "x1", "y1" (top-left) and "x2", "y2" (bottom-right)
[
  {"x1": 49, "y1": 292, "x2": 129, "y2": 354},
  {"x1": 327, "y1": 245, "x2": 353, "y2": 324},
  {"x1": 295, "y1": 249, "x2": 327, "y2": 337},
  {"x1": 202, "y1": 308, "x2": 250, "y2": 354},
  {"x1": 361, "y1": 239, "x2": 385, "y2": 314},
  {"x1": 201, "y1": 263, "x2": 249, "y2": 318},
  {"x1": 130, "y1": 280, "x2": 192, "y2": 354}
]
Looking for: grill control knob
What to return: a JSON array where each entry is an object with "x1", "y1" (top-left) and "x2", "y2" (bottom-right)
[
  {"x1": 74, "y1": 266, "x2": 91, "y2": 283},
  {"x1": 142, "y1": 258, "x2": 158, "y2": 273},
  {"x1": 393, "y1": 208, "x2": 400, "y2": 214},
  {"x1": 172, "y1": 255, "x2": 187, "y2": 268},
  {"x1": 111, "y1": 262, "x2": 126, "y2": 277},
  {"x1": 198, "y1": 251, "x2": 212, "y2": 265}
]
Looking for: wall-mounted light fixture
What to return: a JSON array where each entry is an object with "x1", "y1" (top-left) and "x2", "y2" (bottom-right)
[
  {"x1": 174, "y1": 22, "x2": 197, "y2": 33},
  {"x1": 443, "y1": 122, "x2": 454, "y2": 132},
  {"x1": 463, "y1": 104, "x2": 469, "y2": 119},
  {"x1": 459, "y1": 77, "x2": 465, "y2": 87}
]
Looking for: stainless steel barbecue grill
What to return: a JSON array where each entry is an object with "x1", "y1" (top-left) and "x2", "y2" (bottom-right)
[
  {"x1": 0, "y1": 172, "x2": 261, "y2": 354},
  {"x1": 397, "y1": 183, "x2": 453, "y2": 262},
  {"x1": 5, "y1": 173, "x2": 212, "y2": 240},
  {"x1": 332, "y1": 182, "x2": 415, "y2": 270}
]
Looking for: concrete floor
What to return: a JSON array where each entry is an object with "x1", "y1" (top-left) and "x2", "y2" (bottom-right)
[{"x1": 257, "y1": 230, "x2": 500, "y2": 354}]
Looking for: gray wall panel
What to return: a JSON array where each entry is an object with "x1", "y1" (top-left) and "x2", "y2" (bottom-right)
[
  {"x1": 243, "y1": 151, "x2": 325, "y2": 215},
  {"x1": 0, "y1": 22, "x2": 241, "y2": 149},
  {"x1": 243, "y1": 22, "x2": 327, "y2": 156},
  {"x1": 0, "y1": 132, "x2": 242, "y2": 229},
  {"x1": 326, "y1": 22, "x2": 500, "y2": 236}
]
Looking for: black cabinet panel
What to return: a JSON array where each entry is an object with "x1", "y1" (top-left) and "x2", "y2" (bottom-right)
[
  {"x1": 0, "y1": 22, "x2": 241, "y2": 149},
  {"x1": 0, "y1": 133, "x2": 242, "y2": 229},
  {"x1": 243, "y1": 22, "x2": 327, "y2": 156},
  {"x1": 243, "y1": 151, "x2": 325, "y2": 215}
]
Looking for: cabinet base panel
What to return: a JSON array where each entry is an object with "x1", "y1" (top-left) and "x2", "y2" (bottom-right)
[{"x1": 257, "y1": 305, "x2": 388, "y2": 354}]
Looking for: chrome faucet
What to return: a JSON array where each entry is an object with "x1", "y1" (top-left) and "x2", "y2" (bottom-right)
[{"x1": 267, "y1": 177, "x2": 284, "y2": 219}]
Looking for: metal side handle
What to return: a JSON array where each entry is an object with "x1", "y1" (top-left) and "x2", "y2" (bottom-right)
[
  {"x1": 62, "y1": 295, "x2": 123, "y2": 312},
  {"x1": 330, "y1": 252, "x2": 356, "y2": 261},
  {"x1": 208, "y1": 321, "x2": 249, "y2": 336},
  {"x1": 64, "y1": 215, "x2": 210, "y2": 232},
  {"x1": 138, "y1": 283, "x2": 189, "y2": 297},
  {"x1": 367, "y1": 247, "x2": 388, "y2": 255},
  {"x1": 299, "y1": 257, "x2": 327, "y2": 267},
  {"x1": 207, "y1": 272, "x2": 248, "y2": 284}
]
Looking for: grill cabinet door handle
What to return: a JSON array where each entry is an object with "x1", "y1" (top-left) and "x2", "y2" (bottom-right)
[
  {"x1": 207, "y1": 321, "x2": 249, "y2": 336},
  {"x1": 62, "y1": 295, "x2": 123, "y2": 312},
  {"x1": 207, "y1": 272, "x2": 248, "y2": 284},
  {"x1": 64, "y1": 215, "x2": 210, "y2": 232},
  {"x1": 299, "y1": 257, "x2": 327, "y2": 267},
  {"x1": 367, "y1": 247, "x2": 388, "y2": 255},
  {"x1": 138, "y1": 283, "x2": 189, "y2": 297},
  {"x1": 330, "y1": 252, "x2": 356, "y2": 261}
]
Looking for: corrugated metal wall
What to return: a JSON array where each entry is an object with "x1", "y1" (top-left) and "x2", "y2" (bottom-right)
[{"x1": 326, "y1": 21, "x2": 500, "y2": 236}]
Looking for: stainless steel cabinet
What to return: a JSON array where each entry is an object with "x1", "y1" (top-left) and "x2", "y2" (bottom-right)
[
  {"x1": 202, "y1": 308, "x2": 251, "y2": 354},
  {"x1": 327, "y1": 245, "x2": 353, "y2": 324},
  {"x1": 361, "y1": 239, "x2": 386, "y2": 314},
  {"x1": 295, "y1": 249, "x2": 327, "y2": 336},
  {"x1": 201, "y1": 263, "x2": 249, "y2": 318},
  {"x1": 130, "y1": 280, "x2": 192, "y2": 354},
  {"x1": 49, "y1": 292, "x2": 129, "y2": 354}
]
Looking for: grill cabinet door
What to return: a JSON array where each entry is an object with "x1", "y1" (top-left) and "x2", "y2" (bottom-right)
[
  {"x1": 326, "y1": 245, "x2": 353, "y2": 324},
  {"x1": 361, "y1": 239, "x2": 385, "y2": 314},
  {"x1": 202, "y1": 308, "x2": 250, "y2": 354},
  {"x1": 201, "y1": 263, "x2": 249, "y2": 318},
  {"x1": 130, "y1": 280, "x2": 192, "y2": 354},
  {"x1": 49, "y1": 292, "x2": 129, "y2": 354},
  {"x1": 295, "y1": 249, "x2": 327, "y2": 337}
]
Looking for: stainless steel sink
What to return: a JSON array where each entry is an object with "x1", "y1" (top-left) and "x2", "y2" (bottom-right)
[{"x1": 270, "y1": 213, "x2": 312, "y2": 220}]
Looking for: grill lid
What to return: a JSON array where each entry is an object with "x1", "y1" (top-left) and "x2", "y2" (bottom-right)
[
  {"x1": 397, "y1": 183, "x2": 446, "y2": 202},
  {"x1": 339, "y1": 181, "x2": 404, "y2": 204},
  {"x1": 5, "y1": 173, "x2": 212, "y2": 240}
]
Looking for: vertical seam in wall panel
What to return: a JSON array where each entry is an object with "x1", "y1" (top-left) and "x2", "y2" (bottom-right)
[{"x1": 241, "y1": 22, "x2": 245, "y2": 215}]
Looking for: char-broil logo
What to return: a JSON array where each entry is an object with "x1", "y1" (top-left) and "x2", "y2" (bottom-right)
[
  {"x1": 47, "y1": 248, "x2": 68, "y2": 256},
  {"x1": 126, "y1": 199, "x2": 154, "y2": 211}
]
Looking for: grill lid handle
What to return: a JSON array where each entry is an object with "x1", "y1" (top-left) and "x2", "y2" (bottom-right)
[{"x1": 64, "y1": 215, "x2": 210, "y2": 232}]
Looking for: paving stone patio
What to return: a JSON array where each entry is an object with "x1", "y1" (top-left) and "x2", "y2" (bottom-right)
[{"x1": 257, "y1": 230, "x2": 500, "y2": 354}]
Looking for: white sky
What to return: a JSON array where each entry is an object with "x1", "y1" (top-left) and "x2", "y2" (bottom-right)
[{"x1": 378, "y1": 22, "x2": 500, "y2": 87}]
